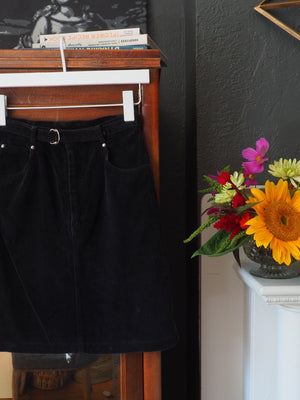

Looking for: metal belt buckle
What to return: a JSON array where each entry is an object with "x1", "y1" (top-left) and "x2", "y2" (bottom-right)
[{"x1": 49, "y1": 128, "x2": 60, "y2": 145}]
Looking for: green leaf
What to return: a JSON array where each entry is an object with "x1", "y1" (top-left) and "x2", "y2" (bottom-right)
[
  {"x1": 198, "y1": 187, "x2": 216, "y2": 194},
  {"x1": 234, "y1": 202, "x2": 260, "y2": 215},
  {"x1": 191, "y1": 230, "x2": 250, "y2": 258},
  {"x1": 229, "y1": 230, "x2": 248, "y2": 248},
  {"x1": 207, "y1": 197, "x2": 215, "y2": 203},
  {"x1": 222, "y1": 165, "x2": 230, "y2": 172},
  {"x1": 191, "y1": 230, "x2": 230, "y2": 257},
  {"x1": 202, "y1": 175, "x2": 221, "y2": 190},
  {"x1": 183, "y1": 215, "x2": 219, "y2": 243},
  {"x1": 215, "y1": 232, "x2": 231, "y2": 254}
]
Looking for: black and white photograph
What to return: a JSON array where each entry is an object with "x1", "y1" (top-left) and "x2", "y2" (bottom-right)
[{"x1": 0, "y1": 0, "x2": 147, "y2": 48}]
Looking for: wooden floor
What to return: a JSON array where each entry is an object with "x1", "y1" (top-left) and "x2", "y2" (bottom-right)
[{"x1": 9, "y1": 378, "x2": 119, "y2": 400}]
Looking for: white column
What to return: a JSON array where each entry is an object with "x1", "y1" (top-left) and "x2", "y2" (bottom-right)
[
  {"x1": 244, "y1": 289, "x2": 278, "y2": 400},
  {"x1": 236, "y1": 260, "x2": 300, "y2": 400},
  {"x1": 277, "y1": 305, "x2": 300, "y2": 400}
]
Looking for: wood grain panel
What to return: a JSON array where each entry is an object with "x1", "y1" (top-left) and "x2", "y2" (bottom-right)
[
  {"x1": 143, "y1": 352, "x2": 161, "y2": 400},
  {"x1": 1, "y1": 85, "x2": 140, "y2": 121},
  {"x1": 0, "y1": 49, "x2": 161, "y2": 71},
  {"x1": 140, "y1": 69, "x2": 160, "y2": 199},
  {"x1": 120, "y1": 353, "x2": 143, "y2": 400}
]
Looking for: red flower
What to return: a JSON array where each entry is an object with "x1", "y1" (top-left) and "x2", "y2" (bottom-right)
[
  {"x1": 214, "y1": 214, "x2": 242, "y2": 239},
  {"x1": 217, "y1": 171, "x2": 231, "y2": 185},
  {"x1": 232, "y1": 193, "x2": 246, "y2": 209},
  {"x1": 239, "y1": 212, "x2": 252, "y2": 229}
]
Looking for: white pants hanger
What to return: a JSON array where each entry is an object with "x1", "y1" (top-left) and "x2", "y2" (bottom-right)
[{"x1": 0, "y1": 38, "x2": 150, "y2": 125}]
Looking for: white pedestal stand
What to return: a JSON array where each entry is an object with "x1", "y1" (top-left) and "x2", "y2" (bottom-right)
[{"x1": 236, "y1": 261, "x2": 300, "y2": 400}]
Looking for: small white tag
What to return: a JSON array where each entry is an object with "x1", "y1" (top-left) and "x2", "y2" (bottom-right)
[
  {"x1": 0, "y1": 95, "x2": 7, "y2": 126},
  {"x1": 122, "y1": 90, "x2": 134, "y2": 122}
]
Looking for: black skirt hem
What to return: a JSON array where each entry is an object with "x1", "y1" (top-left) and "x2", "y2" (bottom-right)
[{"x1": 0, "y1": 335, "x2": 178, "y2": 355}]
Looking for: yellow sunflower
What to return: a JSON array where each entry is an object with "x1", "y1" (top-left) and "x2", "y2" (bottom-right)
[{"x1": 245, "y1": 179, "x2": 300, "y2": 265}]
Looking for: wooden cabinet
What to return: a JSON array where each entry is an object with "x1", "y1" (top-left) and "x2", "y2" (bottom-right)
[{"x1": 0, "y1": 49, "x2": 163, "y2": 400}]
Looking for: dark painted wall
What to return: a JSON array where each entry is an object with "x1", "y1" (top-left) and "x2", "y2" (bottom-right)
[
  {"x1": 197, "y1": 2, "x2": 300, "y2": 190},
  {"x1": 148, "y1": 1, "x2": 198, "y2": 399},
  {"x1": 196, "y1": 2, "x2": 300, "y2": 398}
]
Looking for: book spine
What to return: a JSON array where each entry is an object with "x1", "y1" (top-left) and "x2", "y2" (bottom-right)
[
  {"x1": 40, "y1": 28, "x2": 140, "y2": 44},
  {"x1": 33, "y1": 44, "x2": 148, "y2": 50},
  {"x1": 40, "y1": 34, "x2": 151, "y2": 49},
  {"x1": 68, "y1": 45, "x2": 148, "y2": 50}
]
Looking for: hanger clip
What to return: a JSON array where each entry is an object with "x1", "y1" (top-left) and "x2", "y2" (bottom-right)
[
  {"x1": 0, "y1": 95, "x2": 7, "y2": 126},
  {"x1": 122, "y1": 91, "x2": 135, "y2": 121}
]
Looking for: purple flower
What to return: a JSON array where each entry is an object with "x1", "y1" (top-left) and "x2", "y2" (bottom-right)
[
  {"x1": 242, "y1": 138, "x2": 269, "y2": 174},
  {"x1": 207, "y1": 173, "x2": 219, "y2": 182},
  {"x1": 207, "y1": 207, "x2": 221, "y2": 215},
  {"x1": 207, "y1": 172, "x2": 220, "y2": 196},
  {"x1": 243, "y1": 165, "x2": 258, "y2": 187}
]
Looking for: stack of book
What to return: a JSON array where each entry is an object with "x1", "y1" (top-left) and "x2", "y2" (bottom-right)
[{"x1": 33, "y1": 27, "x2": 158, "y2": 51}]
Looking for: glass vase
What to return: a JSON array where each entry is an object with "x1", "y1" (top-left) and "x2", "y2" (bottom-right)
[{"x1": 243, "y1": 239, "x2": 298, "y2": 279}]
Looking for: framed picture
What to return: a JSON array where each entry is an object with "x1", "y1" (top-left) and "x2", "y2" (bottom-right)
[{"x1": 0, "y1": 0, "x2": 147, "y2": 49}]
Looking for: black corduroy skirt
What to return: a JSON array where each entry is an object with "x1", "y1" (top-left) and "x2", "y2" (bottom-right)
[{"x1": 0, "y1": 115, "x2": 177, "y2": 354}]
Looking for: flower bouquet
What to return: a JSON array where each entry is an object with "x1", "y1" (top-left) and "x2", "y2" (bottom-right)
[{"x1": 184, "y1": 138, "x2": 300, "y2": 274}]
